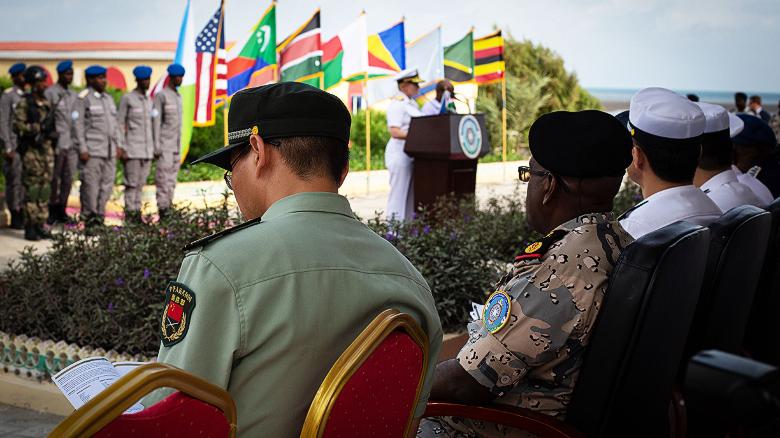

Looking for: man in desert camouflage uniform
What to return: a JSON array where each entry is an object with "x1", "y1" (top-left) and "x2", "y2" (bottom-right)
[
  {"x1": 419, "y1": 110, "x2": 635, "y2": 437},
  {"x1": 13, "y1": 66, "x2": 56, "y2": 241}
]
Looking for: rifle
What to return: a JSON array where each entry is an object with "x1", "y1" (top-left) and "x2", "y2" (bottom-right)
[{"x1": 35, "y1": 94, "x2": 61, "y2": 146}]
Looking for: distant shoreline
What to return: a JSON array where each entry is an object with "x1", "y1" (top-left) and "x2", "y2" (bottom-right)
[{"x1": 588, "y1": 87, "x2": 780, "y2": 113}]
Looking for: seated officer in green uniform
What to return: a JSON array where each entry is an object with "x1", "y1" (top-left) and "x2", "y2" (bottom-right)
[
  {"x1": 418, "y1": 110, "x2": 634, "y2": 438},
  {"x1": 144, "y1": 82, "x2": 443, "y2": 436}
]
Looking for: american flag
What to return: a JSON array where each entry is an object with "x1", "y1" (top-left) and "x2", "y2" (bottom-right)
[
  {"x1": 194, "y1": 5, "x2": 225, "y2": 126},
  {"x1": 214, "y1": 8, "x2": 227, "y2": 104}
]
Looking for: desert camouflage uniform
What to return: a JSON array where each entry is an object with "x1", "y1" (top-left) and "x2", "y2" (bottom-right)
[
  {"x1": 419, "y1": 213, "x2": 633, "y2": 438},
  {"x1": 12, "y1": 95, "x2": 55, "y2": 227}
]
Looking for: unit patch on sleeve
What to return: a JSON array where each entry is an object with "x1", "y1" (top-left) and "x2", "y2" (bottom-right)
[{"x1": 160, "y1": 282, "x2": 196, "y2": 347}]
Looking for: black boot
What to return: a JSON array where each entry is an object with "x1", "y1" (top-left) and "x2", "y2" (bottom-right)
[
  {"x1": 36, "y1": 225, "x2": 52, "y2": 240},
  {"x1": 24, "y1": 224, "x2": 40, "y2": 241},
  {"x1": 59, "y1": 205, "x2": 73, "y2": 224},
  {"x1": 47, "y1": 204, "x2": 58, "y2": 225},
  {"x1": 10, "y1": 209, "x2": 24, "y2": 229}
]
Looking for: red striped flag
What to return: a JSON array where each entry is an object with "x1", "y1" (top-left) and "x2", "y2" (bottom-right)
[
  {"x1": 193, "y1": 5, "x2": 224, "y2": 126},
  {"x1": 214, "y1": 11, "x2": 227, "y2": 104},
  {"x1": 474, "y1": 30, "x2": 505, "y2": 85}
]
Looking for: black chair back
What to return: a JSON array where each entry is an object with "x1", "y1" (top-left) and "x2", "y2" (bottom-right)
[
  {"x1": 566, "y1": 222, "x2": 710, "y2": 438},
  {"x1": 686, "y1": 205, "x2": 771, "y2": 356},
  {"x1": 745, "y1": 198, "x2": 780, "y2": 364}
]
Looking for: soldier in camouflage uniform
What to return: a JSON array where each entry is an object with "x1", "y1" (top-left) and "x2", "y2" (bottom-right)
[
  {"x1": 419, "y1": 111, "x2": 634, "y2": 437},
  {"x1": 12, "y1": 66, "x2": 56, "y2": 241}
]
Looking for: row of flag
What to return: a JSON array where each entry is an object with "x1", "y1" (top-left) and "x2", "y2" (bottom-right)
[{"x1": 169, "y1": 0, "x2": 507, "y2": 157}]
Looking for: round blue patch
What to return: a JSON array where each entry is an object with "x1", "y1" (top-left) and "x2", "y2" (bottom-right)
[{"x1": 483, "y1": 291, "x2": 511, "y2": 334}]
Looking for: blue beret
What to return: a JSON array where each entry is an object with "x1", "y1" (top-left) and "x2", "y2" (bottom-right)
[
  {"x1": 733, "y1": 113, "x2": 777, "y2": 147},
  {"x1": 8, "y1": 63, "x2": 26, "y2": 75},
  {"x1": 85, "y1": 65, "x2": 107, "y2": 77},
  {"x1": 167, "y1": 63, "x2": 185, "y2": 77},
  {"x1": 56, "y1": 60, "x2": 73, "y2": 73},
  {"x1": 132, "y1": 65, "x2": 152, "y2": 79}
]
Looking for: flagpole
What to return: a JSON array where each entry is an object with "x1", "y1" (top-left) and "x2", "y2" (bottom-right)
[
  {"x1": 364, "y1": 73, "x2": 371, "y2": 195},
  {"x1": 501, "y1": 73, "x2": 507, "y2": 181},
  {"x1": 223, "y1": 103, "x2": 229, "y2": 145}
]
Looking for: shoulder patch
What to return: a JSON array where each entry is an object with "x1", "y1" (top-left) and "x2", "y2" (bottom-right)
[
  {"x1": 515, "y1": 229, "x2": 567, "y2": 262},
  {"x1": 183, "y1": 216, "x2": 263, "y2": 252},
  {"x1": 78, "y1": 89, "x2": 89, "y2": 98},
  {"x1": 483, "y1": 290, "x2": 511, "y2": 334},
  {"x1": 160, "y1": 282, "x2": 196, "y2": 347},
  {"x1": 618, "y1": 199, "x2": 648, "y2": 221}
]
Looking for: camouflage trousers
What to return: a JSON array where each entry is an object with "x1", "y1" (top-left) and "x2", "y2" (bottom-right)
[
  {"x1": 22, "y1": 145, "x2": 54, "y2": 227},
  {"x1": 418, "y1": 417, "x2": 538, "y2": 438}
]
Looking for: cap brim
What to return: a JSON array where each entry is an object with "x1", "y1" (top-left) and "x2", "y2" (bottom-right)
[{"x1": 190, "y1": 143, "x2": 244, "y2": 171}]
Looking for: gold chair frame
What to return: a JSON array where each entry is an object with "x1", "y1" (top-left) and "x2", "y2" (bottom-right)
[
  {"x1": 49, "y1": 362, "x2": 237, "y2": 438},
  {"x1": 300, "y1": 309, "x2": 430, "y2": 438}
]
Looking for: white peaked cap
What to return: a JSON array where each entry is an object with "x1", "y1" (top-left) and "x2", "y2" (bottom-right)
[
  {"x1": 395, "y1": 68, "x2": 423, "y2": 82},
  {"x1": 629, "y1": 87, "x2": 706, "y2": 139},
  {"x1": 728, "y1": 112, "x2": 745, "y2": 138},
  {"x1": 695, "y1": 102, "x2": 730, "y2": 133}
]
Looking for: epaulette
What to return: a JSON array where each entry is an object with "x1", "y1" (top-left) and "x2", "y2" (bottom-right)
[
  {"x1": 78, "y1": 89, "x2": 90, "y2": 99},
  {"x1": 618, "y1": 199, "x2": 648, "y2": 221},
  {"x1": 515, "y1": 229, "x2": 568, "y2": 262},
  {"x1": 748, "y1": 165, "x2": 762, "y2": 178},
  {"x1": 183, "y1": 216, "x2": 263, "y2": 252}
]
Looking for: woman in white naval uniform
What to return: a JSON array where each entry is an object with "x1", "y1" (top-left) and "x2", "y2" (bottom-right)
[{"x1": 385, "y1": 69, "x2": 424, "y2": 221}]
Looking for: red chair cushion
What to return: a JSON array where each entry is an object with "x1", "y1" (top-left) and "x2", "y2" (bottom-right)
[
  {"x1": 94, "y1": 392, "x2": 230, "y2": 438},
  {"x1": 322, "y1": 330, "x2": 424, "y2": 438}
]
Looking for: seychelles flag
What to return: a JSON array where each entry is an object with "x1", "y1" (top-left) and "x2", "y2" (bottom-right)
[{"x1": 226, "y1": 3, "x2": 277, "y2": 96}]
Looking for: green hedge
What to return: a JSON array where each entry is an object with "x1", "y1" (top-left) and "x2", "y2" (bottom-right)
[{"x1": 0, "y1": 183, "x2": 641, "y2": 354}]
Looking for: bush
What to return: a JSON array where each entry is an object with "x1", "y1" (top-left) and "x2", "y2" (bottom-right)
[
  {"x1": 0, "y1": 194, "x2": 238, "y2": 356},
  {"x1": 348, "y1": 109, "x2": 388, "y2": 171}
]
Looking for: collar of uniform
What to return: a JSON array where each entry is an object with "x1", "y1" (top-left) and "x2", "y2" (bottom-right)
[
  {"x1": 700, "y1": 168, "x2": 738, "y2": 193},
  {"x1": 556, "y1": 212, "x2": 614, "y2": 232},
  {"x1": 641, "y1": 184, "x2": 721, "y2": 217},
  {"x1": 261, "y1": 192, "x2": 355, "y2": 222}
]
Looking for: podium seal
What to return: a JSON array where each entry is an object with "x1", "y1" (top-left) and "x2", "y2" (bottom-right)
[{"x1": 458, "y1": 115, "x2": 482, "y2": 159}]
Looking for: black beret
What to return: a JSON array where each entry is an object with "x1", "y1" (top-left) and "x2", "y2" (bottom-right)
[
  {"x1": 193, "y1": 82, "x2": 351, "y2": 170},
  {"x1": 733, "y1": 113, "x2": 777, "y2": 147},
  {"x1": 529, "y1": 110, "x2": 633, "y2": 178}
]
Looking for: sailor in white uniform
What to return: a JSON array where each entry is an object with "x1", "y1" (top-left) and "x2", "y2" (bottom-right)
[
  {"x1": 694, "y1": 102, "x2": 765, "y2": 210},
  {"x1": 619, "y1": 87, "x2": 722, "y2": 239},
  {"x1": 730, "y1": 113, "x2": 777, "y2": 206},
  {"x1": 385, "y1": 69, "x2": 424, "y2": 221}
]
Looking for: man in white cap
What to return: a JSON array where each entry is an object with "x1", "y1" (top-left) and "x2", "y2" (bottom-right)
[
  {"x1": 693, "y1": 102, "x2": 765, "y2": 210},
  {"x1": 619, "y1": 87, "x2": 721, "y2": 239},
  {"x1": 385, "y1": 68, "x2": 424, "y2": 221}
]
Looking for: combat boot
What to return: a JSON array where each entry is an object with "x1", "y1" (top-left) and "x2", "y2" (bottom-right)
[
  {"x1": 36, "y1": 225, "x2": 52, "y2": 240},
  {"x1": 24, "y1": 224, "x2": 40, "y2": 241},
  {"x1": 10, "y1": 209, "x2": 24, "y2": 229},
  {"x1": 46, "y1": 204, "x2": 58, "y2": 225}
]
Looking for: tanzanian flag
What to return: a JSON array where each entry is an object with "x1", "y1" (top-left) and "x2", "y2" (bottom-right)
[
  {"x1": 474, "y1": 30, "x2": 505, "y2": 84},
  {"x1": 444, "y1": 30, "x2": 474, "y2": 83},
  {"x1": 278, "y1": 10, "x2": 322, "y2": 87},
  {"x1": 226, "y1": 3, "x2": 276, "y2": 96}
]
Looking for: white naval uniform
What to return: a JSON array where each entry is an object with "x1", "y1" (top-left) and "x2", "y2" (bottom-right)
[
  {"x1": 385, "y1": 95, "x2": 423, "y2": 221},
  {"x1": 421, "y1": 99, "x2": 442, "y2": 116},
  {"x1": 732, "y1": 165, "x2": 775, "y2": 206},
  {"x1": 701, "y1": 168, "x2": 765, "y2": 211},
  {"x1": 619, "y1": 185, "x2": 722, "y2": 240}
]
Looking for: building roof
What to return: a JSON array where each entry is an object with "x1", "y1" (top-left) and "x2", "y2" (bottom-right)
[{"x1": 0, "y1": 41, "x2": 176, "y2": 61}]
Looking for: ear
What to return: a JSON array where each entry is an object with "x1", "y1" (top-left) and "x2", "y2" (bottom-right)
[
  {"x1": 337, "y1": 163, "x2": 349, "y2": 188},
  {"x1": 249, "y1": 134, "x2": 270, "y2": 176},
  {"x1": 541, "y1": 174, "x2": 557, "y2": 205},
  {"x1": 631, "y1": 145, "x2": 644, "y2": 171}
]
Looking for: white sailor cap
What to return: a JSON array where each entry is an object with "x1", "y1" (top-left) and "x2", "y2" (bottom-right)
[
  {"x1": 728, "y1": 112, "x2": 745, "y2": 138},
  {"x1": 629, "y1": 87, "x2": 706, "y2": 141},
  {"x1": 695, "y1": 102, "x2": 730, "y2": 134},
  {"x1": 395, "y1": 68, "x2": 423, "y2": 84}
]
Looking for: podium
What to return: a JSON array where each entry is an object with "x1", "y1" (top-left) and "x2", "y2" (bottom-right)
[{"x1": 404, "y1": 113, "x2": 490, "y2": 209}]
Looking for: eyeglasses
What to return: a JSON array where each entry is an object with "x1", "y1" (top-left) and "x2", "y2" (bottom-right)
[
  {"x1": 518, "y1": 165, "x2": 573, "y2": 193},
  {"x1": 517, "y1": 165, "x2": 553, "y2": 183},
  {"x1": 223, "y1": 139, "x2": 281, "y2": 191}
]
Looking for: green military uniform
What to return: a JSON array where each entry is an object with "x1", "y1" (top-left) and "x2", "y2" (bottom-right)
[
  {"x1": 146, "y1": 192, "x2": 442, "y2": 435},
  {"x1": 13, "y1": 94, "x2": 54, "y2": 229},
  {"x1": 420, "y1": 213, "x2": 632, "y2": 437}
]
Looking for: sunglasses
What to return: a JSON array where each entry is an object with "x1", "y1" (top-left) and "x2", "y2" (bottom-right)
[{"x1": 517, "y1": 165, "x2": 554, "y2": 183}]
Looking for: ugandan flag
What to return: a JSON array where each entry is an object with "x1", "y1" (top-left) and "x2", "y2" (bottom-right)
[
  {"x1": 474, "y1": 30, "x2": 505, "y2": 85},
  {"x1": 278, "y1": 10, "x2": 322, "y2": 88},
  {"x1": 444, "y1": 31, "x2": 474, "y2": 83}
]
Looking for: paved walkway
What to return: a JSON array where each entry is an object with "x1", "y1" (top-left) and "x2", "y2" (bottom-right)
[{"x1": 0, "y1": 403, "x2": 62, "y2": 437}]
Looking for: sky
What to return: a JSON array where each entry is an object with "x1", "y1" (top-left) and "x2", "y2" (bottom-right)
[{"x1": 0, "y1": 0, "x2": 778, "y2": 93}]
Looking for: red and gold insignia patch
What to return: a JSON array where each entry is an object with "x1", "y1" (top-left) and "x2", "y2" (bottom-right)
[
  {"x1": 160, "y1": 282, "x2": 196, "y2": 347},
  {"x1": 515, "y1": 229, "x2": 568, "y2": 262}
]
